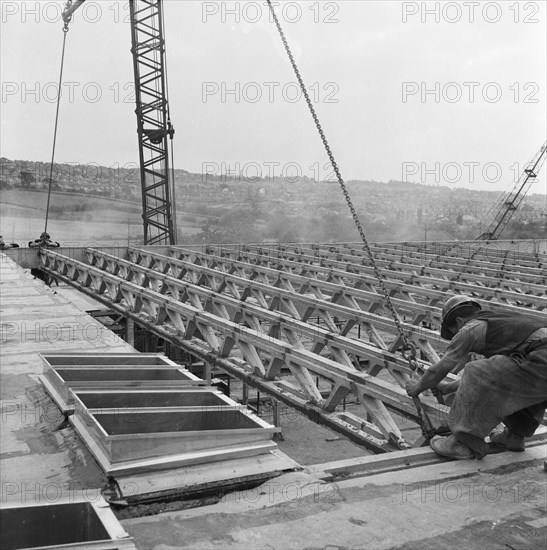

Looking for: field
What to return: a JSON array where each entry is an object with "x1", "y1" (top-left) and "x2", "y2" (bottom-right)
[{"x1": 0, "y1": 189, "x2": 201, "y2": 245}]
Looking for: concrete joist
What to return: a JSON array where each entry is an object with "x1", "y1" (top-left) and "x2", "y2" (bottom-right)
[
  {"x1": 158, "y1": 246, "x2": 545, "y2": 327},
  {"x1": 40, "y1": 249, "x2": 452, "y2": 452},
  {"x1": 189, "y1": 244, "x2": 546, "y2": 311},
  {"x1": 287, "y1": 243, "x2": 546, "y2": 292},
  {"x1": 38, "y1": 243, "x2": 544, "y2": 452},
  {"x1": 381, "y1": 240, "x2": 546, "y2": 269},
  {"x1": 121, "y1": 247, "x2": 446, "y2": 353},
  {"x1": 368, "y1": 244, "x2": 546, "y2": 284}
]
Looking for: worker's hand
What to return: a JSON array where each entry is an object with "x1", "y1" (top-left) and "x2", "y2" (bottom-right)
[
  {"x1": 434, "y1": 379, "x2": 460, "y2": 395},
  {"x1": 405, "y1": 379, "x2": 422, "y2": 397}
]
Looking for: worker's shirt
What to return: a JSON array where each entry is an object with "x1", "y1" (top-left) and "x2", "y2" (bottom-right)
[{"x1": 440, "y1": 320, "x2": 547, "y2": 375}]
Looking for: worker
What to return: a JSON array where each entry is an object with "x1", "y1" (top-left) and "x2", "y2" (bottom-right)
[
  {"x1": 28, "y1": 232, "x2": 60, "y2": 248},
  {"x1": 406, "y1": 295, "x2": 547, "y2": 459},
  {"x1": 0, "y1": 236, "x2": 19, "y2": 249}
]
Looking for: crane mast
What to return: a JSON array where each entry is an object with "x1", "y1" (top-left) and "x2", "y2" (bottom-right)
[
  {"x1": 62, "y1": 0, "x2": 176, "y2": 245},
  {"x1": 468, "y1": 141, "x2": 547, "y2": 241}
]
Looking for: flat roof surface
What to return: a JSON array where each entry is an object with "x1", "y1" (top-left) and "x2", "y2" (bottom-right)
[
  {"x1": 54, "y1": 285, "x2": 112, "y2": 313},
  {"x1": 0, "y1": 254, "x2": 135, "y2": 503},
  {"x1": 121, "y1": 446, "x2": 546, "y2": 549},
  {"x1": 1, "y1": 251, "x2": 546, "y2": 550}
]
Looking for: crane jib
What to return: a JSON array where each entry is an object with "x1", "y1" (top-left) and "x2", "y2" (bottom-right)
[{"x1": 62, "y1": 0, "x2": 86, "y2": 24}]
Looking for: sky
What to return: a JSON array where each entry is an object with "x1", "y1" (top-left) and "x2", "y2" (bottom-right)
[{"x1": 1, "y1": 0, "x2": 546, "y2": 194}]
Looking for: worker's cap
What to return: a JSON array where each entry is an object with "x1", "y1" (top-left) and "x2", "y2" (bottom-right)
[{"x1": 440, "y1": 295, "x2": 481, "y2": 340}]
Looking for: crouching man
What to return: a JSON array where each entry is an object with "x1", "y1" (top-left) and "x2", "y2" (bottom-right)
[
  {"x1": 0, "y1": 236, "x2": 19, "y2": 249},
  {"x1": 406, "y1": 295, "x2": 547, "y2": 459},
  {"x1": 28, "y1": 232, "x2": 60, "y2": 248}
]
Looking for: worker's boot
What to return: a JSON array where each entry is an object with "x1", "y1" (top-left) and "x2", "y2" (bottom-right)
[
  {"x1": 454, "y1": 432, "x2": 490, "y2": 459},
  {"x1": 489, "y1": 427, "x2": 525, "y2": 452},
  {"x1": 429, "y1": 434, "x2": 475, "y2": 460}
]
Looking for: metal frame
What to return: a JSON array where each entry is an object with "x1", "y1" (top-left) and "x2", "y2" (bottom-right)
[
  {"x1": 41, "y1": 352, "x2": 180, "y2": 366},
  {"x1": 0, "y1": 496, "x2": 135, "y2": 550},
  {"x1": 70, "y1": 389, "x2": 278, "y2": 475},
  {"x1": 40, "y1": 353, "x2": 204, "y2": 413},
  {"x1": 73, "y1": 387, "x2": 234, "y2": 410}
]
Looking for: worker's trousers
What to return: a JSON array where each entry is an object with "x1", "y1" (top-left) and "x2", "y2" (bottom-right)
[{"x1": 448, "y1": 347, "x2": 547, "y2": 440}]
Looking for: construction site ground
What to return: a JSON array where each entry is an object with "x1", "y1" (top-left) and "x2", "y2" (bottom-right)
[{"x1": 1, "y1": 252, "x2": 546, "y2": 550}]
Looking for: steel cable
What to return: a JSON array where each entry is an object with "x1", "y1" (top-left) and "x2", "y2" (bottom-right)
[{"x1": 44, "y1": 12, "x2": 71, "y2": 235}]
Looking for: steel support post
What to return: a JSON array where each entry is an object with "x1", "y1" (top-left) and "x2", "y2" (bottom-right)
[{"x1": 126, "y1": 318, "x2": 135, "y2": 346}]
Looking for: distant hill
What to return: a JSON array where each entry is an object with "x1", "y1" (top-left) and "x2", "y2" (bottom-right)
[{"x1": 1, "y1": 157, "x2": 545, "y2": 245}]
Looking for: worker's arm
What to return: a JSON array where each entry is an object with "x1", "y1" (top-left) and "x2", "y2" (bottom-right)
[
  {"x1": 405, "y1": 320, "x2": 485, "y2": 397},
  {"x1": 435, "y1": 378, "x2": 460, "y2": 394},
  {"x1": 406, "y1": 355, "x2": 459, "y2": 396}
]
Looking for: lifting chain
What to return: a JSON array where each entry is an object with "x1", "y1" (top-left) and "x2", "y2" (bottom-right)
[
  {"x1": 265, "y1": 1, "x2": 443, "y2": 442},
  {"x1": 265, "y1": 0, "x2": 417, "y2": 369}
]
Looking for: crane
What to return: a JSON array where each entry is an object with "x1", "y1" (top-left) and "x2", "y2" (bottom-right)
[
  {"x1": 468, "y1": 141, "x2": 547, "y2": 241},
  {"x1": 61, "y1": 0, "x2": 176, "y2": 245}
]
